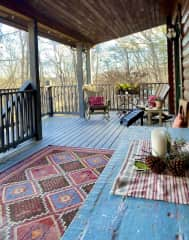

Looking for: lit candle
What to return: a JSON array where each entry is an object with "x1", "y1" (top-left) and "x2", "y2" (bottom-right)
[{"x1": 151, "y1": 128, "x2": 167, "y2": 157}]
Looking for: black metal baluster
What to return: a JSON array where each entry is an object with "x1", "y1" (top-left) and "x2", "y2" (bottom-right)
[
  {"x1": 19, "y1": 92, "x2": 24, "y2": 140},
  {"x1": 11, "y1": 93, "x2": 15, "y2": 147},
  {"x1": 15, "y1": 92, "x2": 19, "y2": 143},
  {"x1": 5, "y1": 94, "x2": 10, "y2": 147},
  {"x1": 0, "y1": 95, "x2": 4, "y2": 150}
]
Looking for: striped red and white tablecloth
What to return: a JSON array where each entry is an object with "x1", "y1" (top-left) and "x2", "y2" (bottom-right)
[{"x1": 112, "y1": 140, "x2": 189, "y2": 204}]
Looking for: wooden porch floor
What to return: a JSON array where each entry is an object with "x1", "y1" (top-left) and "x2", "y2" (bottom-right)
[
  {"x1": 0, "y1": 113, "x2": 127, "y2": 173},
  {"x1": 0, "y1": 112, "x2": 173, "y2": 173}
]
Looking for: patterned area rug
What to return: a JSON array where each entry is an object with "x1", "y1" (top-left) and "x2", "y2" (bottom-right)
[{"x1": 0, "y1": 146, "x2": 113, "y2": 240}]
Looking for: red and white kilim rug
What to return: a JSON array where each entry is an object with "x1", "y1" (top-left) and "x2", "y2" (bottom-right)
[
  {"x1": 0, "y1": 146, "x2": 113, "y2": 240},
  {"x1": 112, "y1": 140, "x2": 189, "y2": 205}
]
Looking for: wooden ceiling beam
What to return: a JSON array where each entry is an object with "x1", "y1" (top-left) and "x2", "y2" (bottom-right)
[
  {"x1": 0, "y1": 6, "x2": 78, "y2": 46},
  {"x1": 0, "y1": 0, "x2": 179, "y2": 46},
  {"x1": 0, "y1": 11, "x2": 88, "y2": 47},
  {"x1": 0, "y1": 16, "x2": 78, "y2": 47},
  {"x1": 0, "y1": 0, "x2": 94, "y2": 45}
]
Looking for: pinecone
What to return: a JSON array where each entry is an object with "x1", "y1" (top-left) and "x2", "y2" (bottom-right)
[
  {"x1": 145, "y1": 155, "x2": 166, "y2": 174},
  {"x1": 171, "y1": 140, "x2": 186, "y2": 154},
  {"x1": 167, "y1": 159, "x2": 185, "y2": 177},
  {"x1": 145, "y1": 156, "x2": 158, "y2": 168}
]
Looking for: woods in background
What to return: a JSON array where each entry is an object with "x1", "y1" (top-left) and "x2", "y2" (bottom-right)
[
  {"x1": 92, "y1": 26, "x2": 167, "y2": 85},
  {"x1": 0, "y1": 24, "x2": 167, "y2": 89}
]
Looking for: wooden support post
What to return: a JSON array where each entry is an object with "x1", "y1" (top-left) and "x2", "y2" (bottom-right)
[
  {"x1": 174, "y1": 14, "x2": 182, "y2": 112},
  {"x1": 174, "y1": 37, "x2": 181, "y2": 112},
  {"x1": 167, "y1": 17, "x2": 175, "y2": 114},
  {"x1": 86, "y1": 48, "x2": 91, "y2": 84},
  {"x1": 76, "y1": 43, "x2": 85, "y2": 118},
  {"x1": 28, "y1": 19, "x2": 42, "y2": 140},
  {"x1": 169, "y1": 6, "x2": 183, "y2": 113},
  {"x1": 47, "y1": 86, "x2": 53, "y2": 117}
]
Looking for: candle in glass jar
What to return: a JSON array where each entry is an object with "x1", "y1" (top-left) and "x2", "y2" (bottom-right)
[{"x1": 151, "y1": 128, "x2": 167, "y2": 157}]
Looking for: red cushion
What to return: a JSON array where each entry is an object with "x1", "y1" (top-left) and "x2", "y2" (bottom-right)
[
  {"x1": 89, "y1": 96, "x2": 104, "y2": 106},
  {"x1": 148, "y1": 95, "x2": 157, "y2": 107},
  {"x1": 172, "y1": 114, "x2": 184, "y2": 128}
]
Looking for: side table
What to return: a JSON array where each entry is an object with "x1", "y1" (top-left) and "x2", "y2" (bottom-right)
[{"x1": 145, "y1": 107, "x2": 163, "y2": 125}]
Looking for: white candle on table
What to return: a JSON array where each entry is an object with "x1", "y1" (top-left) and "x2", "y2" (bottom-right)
[{"x1": 151, "y1": 128, "x2": 167, "y2": 157}]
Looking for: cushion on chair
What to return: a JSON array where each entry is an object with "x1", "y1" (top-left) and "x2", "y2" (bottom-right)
[
  {"x1": 148, "y1": 95, "x2": 157, "y2": 107},
  {"x1": 172, "y1": 99, "x2": 189, "y2": 128},
  {"x1": 89, "y1": 96, "x2": 104, "y2": 106},
  {"x1": 172, "y1": 114, "x2": 185, "y2": 128}
]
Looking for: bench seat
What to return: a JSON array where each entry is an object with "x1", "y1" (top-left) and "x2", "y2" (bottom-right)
[{"x1": 120, "y1": 109, "x2": 144, "y2": 127}]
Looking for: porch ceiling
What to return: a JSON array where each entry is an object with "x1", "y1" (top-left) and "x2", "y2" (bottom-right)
[{"x1": 0, "y1": 0, "x2": 177, "y2": 47}]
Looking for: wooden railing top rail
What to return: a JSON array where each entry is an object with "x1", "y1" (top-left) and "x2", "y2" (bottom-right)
[
  {"x1": 0, "y1": 83, "x2": 169, "y2": 116},
  {"x1": 0, "y1": 82, "x2": 167, "y2": 90},
  {"x1": 0, "y1": 90, "x2": 35, "y2": 95}
]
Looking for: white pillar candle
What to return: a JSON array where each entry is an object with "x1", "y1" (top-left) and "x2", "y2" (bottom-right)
[{"x1": 151, "y1": 128, "x2": 167, "y2": 157}]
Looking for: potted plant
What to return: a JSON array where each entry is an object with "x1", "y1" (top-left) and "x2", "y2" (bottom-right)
[
  {"x1": 127, "y1": 83, "x2": 140, "y2": 94},
  {"x1": 155, "y1": 97, "x2": 163, "y2": 109},
  {"x1": 115, "y1": 83, "x2": 140, "y2": 95},
  {"x1": 115, "y1": 83, "x2": 126, "y2": 95}
]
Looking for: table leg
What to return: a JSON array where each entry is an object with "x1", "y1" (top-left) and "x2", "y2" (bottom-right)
[
  {"x1": 159, "y1": 111, "x2": 162, "y2": 126},
  {"x1": 147, "y1": 112, "x2": 152, "y2": 125}
]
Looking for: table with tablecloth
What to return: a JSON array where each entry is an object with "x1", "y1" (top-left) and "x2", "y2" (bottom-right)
[{"x1": 62, "y1": 127, "x2": 189, "y2": 240}]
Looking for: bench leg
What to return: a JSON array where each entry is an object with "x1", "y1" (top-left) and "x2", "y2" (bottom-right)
[{"x1": 141, "y1": 116, "x2": 143, "y2": 126}]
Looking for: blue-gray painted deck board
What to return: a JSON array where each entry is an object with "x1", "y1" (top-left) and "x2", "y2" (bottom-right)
[
  {"x1": 0, "y1": 113, "x2": 127, "y2": 172},
  {"x1": 62, "y1": 127, "x2": 189, "y2": 240}
]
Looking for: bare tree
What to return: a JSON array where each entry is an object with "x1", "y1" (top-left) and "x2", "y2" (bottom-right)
[
  {"x1": 18, "y1": 31, "x2": 29, "y2": 84},
  {"x1": 91, "y1": 25, "x2": 167, "y2": 85},
  {"x1": 39, "y1": 39, "x2": 77, "y2": 85},
  {"x1": 0, "y1": 23, "x2": 167, "y2": 90}
]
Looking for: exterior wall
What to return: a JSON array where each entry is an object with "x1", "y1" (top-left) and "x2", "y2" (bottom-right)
[{"x1": 181, "y1": 0, "x2": 189, "y2": 101}]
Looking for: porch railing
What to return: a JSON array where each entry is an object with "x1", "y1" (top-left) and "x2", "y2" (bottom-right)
[
  {"x1": 0, "y1": 90, "x2": 36, "y2": 152},
  {"x1": 0, "y1": 82, "x2": 168, "y2": 152},
  {"x1": 40, "y1": 85, "x2": 79, "y2": 116},
  {"x1": 0, "y1": 88, "x2": 18, "y2": 94},
  {"x1": 40, "y1": 82, "x2": 168, "y2": 115}
]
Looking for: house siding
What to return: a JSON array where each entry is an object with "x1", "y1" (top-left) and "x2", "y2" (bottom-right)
[{"x1": 181, "y1": 0, "x2": 189, "y2": 101}]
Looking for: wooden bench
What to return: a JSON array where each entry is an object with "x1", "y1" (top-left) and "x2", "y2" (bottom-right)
[{"x1": 120, "y1": 109, "x2": 144, "y2": 126}]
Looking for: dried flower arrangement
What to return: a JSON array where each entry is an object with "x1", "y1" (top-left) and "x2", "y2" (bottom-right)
[{"x1": 135, "y1": 139, "x2": 189, "y2": 177}]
